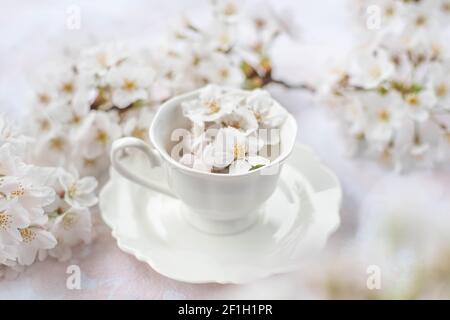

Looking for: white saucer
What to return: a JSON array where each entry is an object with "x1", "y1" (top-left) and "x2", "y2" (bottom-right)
[{"x1": 99, "y1": 144, "x2": 342, "y2": 284}]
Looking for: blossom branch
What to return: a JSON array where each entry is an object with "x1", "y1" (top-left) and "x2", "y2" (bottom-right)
[
  {"x1": 430, "y1": 116, "x2": 448, "y2": 131},
  {"x1": 269, "y1": 78, "x2": 316, "y2": 93}
]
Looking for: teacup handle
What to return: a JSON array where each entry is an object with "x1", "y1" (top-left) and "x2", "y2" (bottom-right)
[{"x1": 110, "y1": 137, "x2": 176, "y2": 198}]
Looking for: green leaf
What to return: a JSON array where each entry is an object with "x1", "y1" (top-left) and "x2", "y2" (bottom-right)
[
  {"x1": 240, "y1": 60, "x2": 257, "y2": 78},
  {"x1": 131, "y1": 99, "x2": 145, "y2": 108},
  {"x1": 249, "y1": 164, "x2": 265, "y2": 171},
  {"x1": 377, "y1": 86, "x2": 388, "y2": 95},
  {"x1": 409, "y1": 83, "x2": 423, "y2": 94}
]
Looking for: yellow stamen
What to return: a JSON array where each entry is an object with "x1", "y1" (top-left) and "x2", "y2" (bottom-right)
[
  {"x1": 254, "y1": 111, "x2": 263, "y2": 123},
  {"x1": 67, "y1": 184, "x2": 77, "y2": 198},
  {"x1": 406, "y1": 94, "x2": 420, "y2": 107},
  {"x1": 38, "y1": 93, "x2": 51, "y2": 105},
  {"x1": 219, "y1": 69, "x2": 229, "y2": 79},
  {"x1": 10, "y1": 184, "x2": 25, "y2": 198},
  {"x1": 223, "y1": 2, "x2": 237, "y2": 16},
  {"x1": 39, "y1": 119, "x2": 51, "y2": 131},
  {"x1": 223, "y1": 120, "x2": 241, "y2": 129},
  {"x1": 49, "y1": 137, "x2": 65, "y2": 151},
  {"x1": 369, "y1": 66, "x2": 381, "y2": 79},
  {"x1": 95, "y1": 130, "x2": 109, "y2": 145},
  {"x1": 63, "y1": 213, "x2": 77, "y2": 230},
  {"x1": 385, "y1": 6, "x2": 395, "y2": 17},
  {"x1": 62, "y1": 82, "x2": 74, "y2": 93},
  {"x1": 207, "y1": 100, "x2": 220, "y2": 114},
  {"x1": 131, "y1": 127, "x2": 147, "y2": 140},
  {"x1": 436, "y1": 83, "x2": 448, "y2": 97},
  {"x1": 443, "y1": 2, "x2": 450, "y2": 12},
  {"x1": 233, "y1": 143, "x2": 246, "y2": 160},
  {"x1": 415, "y1": 15, "x2": 427, "y2": 27},
  {"x1": 0, "y1": 211, "x2": 12, "y2": 230},
  {"x1": 70, "y1": 115, "x2": 82, "y2": 125},
  {"x1": 19, "y1": 228, "x2": 36, "y2": 244},
  {"x1": 378, "y1": 109, "x2": 390, "y2": 122},
  {"x1": 356, "y1": 132, "x2": 365, "y2": 140},
  {"x1": 192, "y1": 55, "x2": 200, "y2": 66},
  {"x1": 122, "y1": 79, "x2": 136, "y2": 91},
  {"x1": 254, "y1": 18, "x2": 266, "y2": 30},
  {"x1": 83, "y1": 158, "x2": 97, "y2": 167},
  {"x1": 96, "y1": 52, "x2": 107, "y2": 67}
]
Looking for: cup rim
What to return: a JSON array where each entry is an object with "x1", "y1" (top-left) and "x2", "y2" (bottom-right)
[{"x1": 149, "y1": 86, "x2": 298, "y2": 178}]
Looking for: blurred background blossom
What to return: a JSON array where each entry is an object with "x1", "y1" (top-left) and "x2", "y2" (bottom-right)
[{"x1": 322, "y1": 0, "x2": 450, "y2": 171}]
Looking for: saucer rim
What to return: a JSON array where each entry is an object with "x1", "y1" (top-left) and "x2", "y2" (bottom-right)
[{"x1": 99, "y1": 143, "x2": 342, "y2": 284}]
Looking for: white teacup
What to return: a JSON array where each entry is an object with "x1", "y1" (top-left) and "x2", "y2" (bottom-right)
[{"x1": 111, "y1": 87, "x2": 297, "y2": 235}]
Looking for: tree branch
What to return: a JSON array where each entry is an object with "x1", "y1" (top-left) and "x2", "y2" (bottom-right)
[{"x1": 269, "y1": 78, "x2": 316, "y2": 93}]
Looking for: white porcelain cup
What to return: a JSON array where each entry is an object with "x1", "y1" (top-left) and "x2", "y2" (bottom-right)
[{"x1": 111, "y1": 87, "x2": 297, "y2": 235}]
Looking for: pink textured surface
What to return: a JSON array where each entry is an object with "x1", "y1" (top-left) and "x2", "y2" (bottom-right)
[{"x1": 0, "y1": 229, "x2": 223, "y2": 299}]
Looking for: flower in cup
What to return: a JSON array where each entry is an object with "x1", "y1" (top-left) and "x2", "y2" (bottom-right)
[
  {"x1": 229, "y1": 154, "x2": 270, "y2": 174},
  {"x1": 182, "y1": 84, "x2": 236, "y2": 123},
  {"x1": 246, "y1": 89, "x2": 287, "y2": 144},
  {"x1": 203, "y1": 127, "x2": 266, "y2": 174},
  {"x1": 203, "y1": 127, "x2": 247, "y2": 168},
  {"x1": 219, "y1": 107, "x2": 258, "y2": 135},
  {"x1": 177, "y1": 86, "x2": 285, "y2": 173},
  {"x1": 179, "y1": 153, "x2": 213, "y2": 172}
]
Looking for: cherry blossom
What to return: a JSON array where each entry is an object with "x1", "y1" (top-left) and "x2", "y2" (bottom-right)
[
  {"x1": 58, "y1": 170, "x2": 98, "y2": 208},
  {"x1": 0, "y1": 114, "x2": 98, "y2": 275},
  {"x1": 324, "y1": 0, "x2": 450, "y2": 171},
  {"x1": 177, "y1": 87, "x2": 285, "y2": 174}
]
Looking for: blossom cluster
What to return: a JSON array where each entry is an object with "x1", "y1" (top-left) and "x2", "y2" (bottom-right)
[
  {"x1": 324, "y1": 0, "x2": 450, "y2": 171},
  {"x1": 26, "y1": 0, "x2": 295, "y2": 181},
  {"x1": 0, "y1": 115, "x2": 97, "y2": 278},
  {"x1": 177, "y1": 85, "x2": 286, "y2": 174}
]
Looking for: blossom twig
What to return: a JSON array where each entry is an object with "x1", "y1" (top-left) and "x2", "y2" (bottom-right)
[{"x1": 269, "y1": 78, "x2": 316, "y2": 93}]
